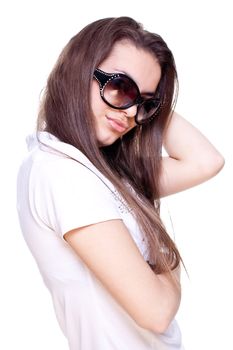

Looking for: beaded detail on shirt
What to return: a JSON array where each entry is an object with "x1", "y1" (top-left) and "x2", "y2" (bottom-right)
[{"x1": 111, "y1": 189, "x2": 133, "y2": 214}]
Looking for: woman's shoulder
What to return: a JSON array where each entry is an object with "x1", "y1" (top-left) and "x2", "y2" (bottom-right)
[{"x1": 20, "y1": 131, "x2": 96, "y2": 177}]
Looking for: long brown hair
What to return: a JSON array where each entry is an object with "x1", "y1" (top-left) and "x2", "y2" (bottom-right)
[{"x1": 38, "y1": 16, "x2": 183, "y2": 275}]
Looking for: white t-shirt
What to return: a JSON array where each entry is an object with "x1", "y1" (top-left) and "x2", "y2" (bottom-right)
[{"x1": 17, "y1": 132, "x2": 184, "y2": 350}]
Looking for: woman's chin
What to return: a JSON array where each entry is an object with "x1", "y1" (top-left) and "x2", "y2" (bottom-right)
[
  {"x1": 98, "y1": 137, "x2": 119, "y2": 147},
  {"x1": 97, "y1": 131, "x2": 120, "y2": 147}
]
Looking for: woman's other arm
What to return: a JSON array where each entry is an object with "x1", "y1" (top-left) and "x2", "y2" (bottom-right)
[
  {"x1": 64, "y1": 219, "x2": 181, "y2": 334},
  {"x1": 159, "y1": 112, "x2": 225, "y2": 197}
]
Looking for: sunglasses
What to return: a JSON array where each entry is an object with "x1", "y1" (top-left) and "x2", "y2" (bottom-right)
[{"x1": 93, "y1": 68, "x2": 161, "y2": 125}]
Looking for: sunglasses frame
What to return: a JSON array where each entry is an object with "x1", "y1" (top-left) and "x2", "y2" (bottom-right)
[{"x1": 93, "y1": 68, "x2": 161, "y2": 125}]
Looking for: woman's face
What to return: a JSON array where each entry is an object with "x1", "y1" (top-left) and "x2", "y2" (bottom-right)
[{"x1": 91, "y1": 40, "x2": 161, "y2": 147}]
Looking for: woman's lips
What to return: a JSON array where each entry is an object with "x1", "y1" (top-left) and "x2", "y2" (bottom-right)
[{"x1": 106, "y1": 116, "x2": 128, "y2": 133}]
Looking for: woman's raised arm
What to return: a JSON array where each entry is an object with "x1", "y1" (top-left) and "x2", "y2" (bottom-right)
[{"x1": 159, "y1": 112, "x2": 225, "y2": 197}]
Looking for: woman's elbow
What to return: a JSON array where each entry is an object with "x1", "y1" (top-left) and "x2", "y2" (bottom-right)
[
  {"x1": 150, "y1": 318, "x2": 174, "y2": 335},
  {"x1": 137, "y1": 297, "x2": 181, "y2": 334},
  {"x1": 215, "y1": 153, "x2": 225, "y2": 173},
  {"x1": 138, "y1": 313, "x2": 176, "y2": 335},
  {"x1": 202, "y1": 152, "x2": 225, "y2": 179}
]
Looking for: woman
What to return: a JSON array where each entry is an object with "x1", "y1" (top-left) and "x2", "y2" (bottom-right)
[{"x1": 17, "y1": 16, "x2": 224, "y2": 349}]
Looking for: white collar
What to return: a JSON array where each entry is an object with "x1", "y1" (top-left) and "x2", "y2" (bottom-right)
[{"x1": 27, "y1": 131, "x2": 116, "y2": 192}]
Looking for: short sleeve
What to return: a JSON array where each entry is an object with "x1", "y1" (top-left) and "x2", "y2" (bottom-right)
[{"x1": 30, "y1": 157, "x2": 121, "y2": 237}]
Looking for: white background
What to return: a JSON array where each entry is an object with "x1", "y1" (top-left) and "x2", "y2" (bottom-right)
[{"x1": 0, "y1": 1, "x2": 232, "y2": 349}]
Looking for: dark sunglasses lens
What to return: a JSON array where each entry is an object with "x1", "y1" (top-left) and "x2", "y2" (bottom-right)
[
  {"x1": 103, "y1": 76, "x2": 138, "y2": 108},
  {"x1": 137, "y1": 99, "x2": 161, "y2": 123}
]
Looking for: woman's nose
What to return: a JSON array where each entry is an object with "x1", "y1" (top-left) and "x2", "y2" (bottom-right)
[{"x1": 123, "y1": 104, "x2": 138, "y2": 119}]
